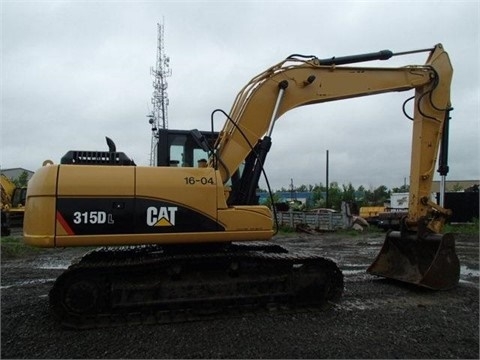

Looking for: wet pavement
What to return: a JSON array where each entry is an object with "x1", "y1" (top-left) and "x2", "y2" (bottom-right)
[{"x1": 1, "y1": 230, "x2": 478, "y2": 359}]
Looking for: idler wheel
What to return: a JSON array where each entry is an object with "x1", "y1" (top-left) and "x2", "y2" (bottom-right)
[{"x1": 64, "y1": 279, "x2": 100, "y2": 314}]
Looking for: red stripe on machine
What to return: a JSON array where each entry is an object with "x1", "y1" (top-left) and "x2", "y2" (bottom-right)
[{"x1": 56, "y1": 211, "x2": 75, "y2": 235}]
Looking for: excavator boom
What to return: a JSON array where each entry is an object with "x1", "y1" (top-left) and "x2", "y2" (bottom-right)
[{"x1": 215, "y1": 44, "x2": 453, "y2": 231}]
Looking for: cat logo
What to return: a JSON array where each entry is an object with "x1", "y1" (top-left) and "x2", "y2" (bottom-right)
[{"x1": 146, "y1": 206, "x2": 178, "y2": 227}]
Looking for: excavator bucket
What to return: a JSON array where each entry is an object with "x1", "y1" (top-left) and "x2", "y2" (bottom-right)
[{"x1": 367, "y1": 231, "x2": 460, "y2": 290}]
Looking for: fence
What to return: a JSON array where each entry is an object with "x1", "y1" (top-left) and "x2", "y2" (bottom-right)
[{"x1": 274, "y1": 210, "x2": 349, "y2": 231}]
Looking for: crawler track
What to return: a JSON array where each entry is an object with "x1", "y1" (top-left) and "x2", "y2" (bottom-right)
[{"x1": 49, "y1": 242, "x2": 343, "y2": 329}]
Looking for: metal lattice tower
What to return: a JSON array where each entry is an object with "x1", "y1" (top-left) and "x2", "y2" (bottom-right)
[{"x1": 148, "y1": 22, "x2": 171, "y2": 166}]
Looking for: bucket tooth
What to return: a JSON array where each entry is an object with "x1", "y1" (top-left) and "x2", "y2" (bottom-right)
[{"x1": 367, "y1": 231, "x2": 460, "y2": 290}]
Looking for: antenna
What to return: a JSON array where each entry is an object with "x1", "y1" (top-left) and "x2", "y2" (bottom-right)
[{"x1": 147, "y1": 20, "x2": 172, "y2": 166}]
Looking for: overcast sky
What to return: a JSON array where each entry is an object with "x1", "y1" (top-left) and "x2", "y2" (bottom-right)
[{"x1": 1, "y1": 0, "x2": 479, "y2": 191}]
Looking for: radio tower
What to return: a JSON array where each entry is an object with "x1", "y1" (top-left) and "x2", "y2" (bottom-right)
[{"x1": 147, "y1": 21, "x2": 171, "y2": 166}]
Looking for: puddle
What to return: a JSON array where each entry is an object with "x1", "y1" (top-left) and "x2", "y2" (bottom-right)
[
  {"x1": 342, "y1": 269, "x2": 367, "y2": 275},
  {"x1": 36, "y1": 264, "x2": 69, "y2": 270},
  {"x1": 334, "y1": 299, "x2": 382, "y2": 311},
  {"x1": 1, "y1": 278, "x2": 57, "y2": 289},
  {"x1": 460, "y1": 265, "x2": 480, "y2": 277},
  {"x1": 34, "y1": 259, "x2": 70, "y2": 270},
  {"x1": 459, "y1": 266, "x2": 480, "y2": 288},
  {"x1": 341, "y1": 264, "x2": 371, "y2": 275},
  {"x1": 459, "y1": 279, "x2": 479, "y2": 286}
]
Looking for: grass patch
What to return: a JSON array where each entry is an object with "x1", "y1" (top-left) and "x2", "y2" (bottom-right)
[
  {"x1": 443, "y1": 218, "x2": 479, "y2": 235},
  {"x1": 274, "y1": 225, "x2": 383, "y2": 236},
  {"x1": 335, "y1": 228, "x2": 361, "y2": 237},
  {"x1": 275, "y1": 225, "x2": 297, "y2": 234},
  {"x1": 1, "y1": 236, "x2": 40, "y2": 259},
  {"x1": 336, "y1": 226, "x2": 383, "y2": 237}
]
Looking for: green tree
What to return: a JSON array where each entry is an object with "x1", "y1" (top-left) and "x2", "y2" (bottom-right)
[
  {"x1": 342, "y1": 183, "x2": 356, "y2": 202},
  {"x1": 271, "y1": 182, "x2": 395, "y2": 210},
  {"x1": 296, "y1": 184, "x2": 308, "y2": 192},
  {"x1": 324, "y1": 182, "x2": 343, "y2": 210},
  {"x1": 311, "y1": 183, "x2": 325, "y2": 207},
  {"x1": 355, "y1": 185, "x2": 366, "y2": 207},
  {"x1": 392, "y1": 184, "x2": 409, "y2": 192},
  {"x1": 371, "y1": 185, "x2": 390, "y2": 205},
  {"x1": 261, "y1": 192, "x2": 282, "y2": 208},
  {"x1": 451, "y1": 183, "x2": 464, "y2": 192},
  {"x1": 362, "y1": 185, "x2": 390, "y2": 206},
  {"x1": 375, "y1": 185, "x2": 390, "y2": 204},
  {"x1": 13, "y1": 171, "x2": 29, "y2": 188}
]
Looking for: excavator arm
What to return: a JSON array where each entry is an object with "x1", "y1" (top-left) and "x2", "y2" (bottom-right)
[{"x1": 214, "y1": 44, "x2": 452, "y2": 234}]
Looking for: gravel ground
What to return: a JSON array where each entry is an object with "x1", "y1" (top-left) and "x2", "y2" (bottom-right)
[{"x1": 1, "y1": 230, "x2": 478, "y2": 359}]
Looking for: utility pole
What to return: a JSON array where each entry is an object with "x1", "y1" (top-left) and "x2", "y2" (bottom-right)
[
  {"x1": 290, "y1": 178, "x2": 296, "y2": 202},
  {"x1": 326, "y1": 150, "x2": 329, "y2": 208},
  {"x1": 147, "y1": 21, "x2": 171, "y2": 166}
]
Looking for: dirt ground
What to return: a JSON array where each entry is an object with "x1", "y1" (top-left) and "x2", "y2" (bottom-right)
[{"x1": 1, "y1": 229, "x2": 478, "y2": 359}]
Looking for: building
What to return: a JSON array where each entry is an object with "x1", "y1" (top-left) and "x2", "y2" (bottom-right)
[
  {"x1": 431, "y1": 180, "x2": 479, "y2": 192},
  {"x1": 1, "y1": 168, "x2": 34, "y2": 182},
  {"x1": 257, "y1": 191, "x2": 314, "y2": 207}
]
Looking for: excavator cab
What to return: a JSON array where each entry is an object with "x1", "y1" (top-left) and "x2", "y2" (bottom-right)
[{"x1": 156, "y1": 128, "x2": 218, "y2": 167}]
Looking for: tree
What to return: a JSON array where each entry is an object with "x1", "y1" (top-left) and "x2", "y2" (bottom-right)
[
  {"x1": 355, "y1": 185, "x2": 366, "y2": 207},
  {"x1": 311, "y1": 183, "x2": 325, "y2": 207},
  {"x1": 371, "y1": 185, "x2": 390, "y2": 205},
  {"x1": 269, "y1": 181, "x2": 394, "y2": 210},
  {"x1": 296, "y1": 184, "x2": 308, "y2": 192},
  {"x1": 392, "y1": 184, "x2": 409, "y2": 192},
  {"x1": 342, "y1": 183, "x2": 356, "y2": 202},
  {"x1": 13, "y1": 171, "x2": 29, "y2": 188},
  {"x1": 451, "y1": 183, "x2": 464, "y2": 192},
  {"x1": 311, "y1": 182, "x2": 344, "y2": 210},
  {"x1": 327, "y1": 182, "x2": 343, "y2": 210},
  {"x1": 260, "y1": 192, "x2": 282, "y2": 209},
  {"x1": 362, "y1": 185, "x2": 390, "y2": 206}
]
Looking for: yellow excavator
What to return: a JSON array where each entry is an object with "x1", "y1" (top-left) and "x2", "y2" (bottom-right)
[
  {"x1": 24, "y1": 44, "x2": 459, "y2": 328},
  {"x1": 1, "y1": 174, "x2": 27, "y2": 236}
]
